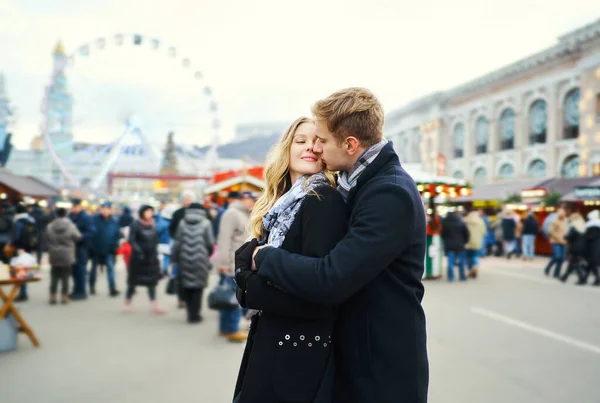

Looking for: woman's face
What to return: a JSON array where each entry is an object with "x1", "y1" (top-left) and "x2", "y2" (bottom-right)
[
  {"x1": 289, "y1": 122, "x2": 323, "y2": 180},
  {"x1": 143, "y1": 209, "x2": 154, "y2": 221}
]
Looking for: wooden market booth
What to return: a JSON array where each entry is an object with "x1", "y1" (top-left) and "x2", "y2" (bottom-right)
[
  {"x1": 0, "y1": 169, "x2": 59, "y2": 205},
  {"x1": 203, "y1": 166, "x2": 265, "y2": 204}
]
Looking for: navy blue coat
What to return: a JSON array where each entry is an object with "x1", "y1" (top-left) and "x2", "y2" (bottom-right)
[
  {"x1": 69, "y1": 210, "x2": 96, "y2": 251},
  {"x1": 501, "y1": 217, "x2": 516, "y2": 241},
  {"x1": 254, "y1": 143, "x2": 429, "y2": 403},
  {"x1": 92, "y1": 214, "x2": 120, "y2": 257}
]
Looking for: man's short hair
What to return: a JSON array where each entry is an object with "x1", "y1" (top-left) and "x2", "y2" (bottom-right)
[
  {"x1": 312, "y1": 87, "x2": 384, "y2": 146},
  {"x1": 182, "y1": 190, "x2": 196, "y2": 202},
  {"x1": 56, "y1": 208, "x2": 67, "y2": 218}
]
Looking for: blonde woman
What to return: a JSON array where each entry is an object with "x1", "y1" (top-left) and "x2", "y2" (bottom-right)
[
  {"x1": 232, "y1": 117, "x2": 347, "y2": 403},
  {"x1": 560, "y1": 212, "x2": 586, "y2": 283}
]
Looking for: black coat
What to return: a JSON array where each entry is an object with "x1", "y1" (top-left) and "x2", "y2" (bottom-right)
[
  {"x1": 128, "y1": 220, "x2": 160, "y2": 286},
  {"x1": 565, "y1": 227, "x2": 586, "y2": 258},
  {"x1": 234, "y1": 186, "x2": 347, "y2": 403},
  {"x1": 441, "y1": 213, "x2": 469, "y2": 252},
  {"x1": 585, "y1": 224, "x2": 600, "y2": 265},
  {"x1": 522, "y1": 216, "x2": 539, "y2": 235},
  {"x1": 501, "y1": 217, "x2": 516, "y2": 241},
  {"x1": 254, "y1": 143, "x2": 429, "y2": 403}
]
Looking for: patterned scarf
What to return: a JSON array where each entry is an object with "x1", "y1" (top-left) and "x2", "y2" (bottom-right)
[
  {"x1": 263, "y1": 171, "x2": 331, "y2": 247},
  {"x1": 337, "y1": 139, "x2": 388, "y2": 201}
]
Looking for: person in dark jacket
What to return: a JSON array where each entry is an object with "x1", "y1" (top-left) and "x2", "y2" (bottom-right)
[
  {"x1": 233, "y1": 117, "x2": 347, "y2": 402},
  {"x1": 28, "y1": 202, "x2": 49, "y2": 265},
  {"x1": 521, "y1": 211, "x2": 539, "y2": 260},
  {"x1": 581, "y1": 210, "x2": 600, "y2": 286},
  {"x1": 501, "y1": 210, "x2": 517, "y2": 259},
  {"x1": 560, "y1": 213, "x2": 587, "y2": 283},
  {"x1": 154, "y1": 203, "x2": 172, "y2": 274},
  {"x1": 242, "y1": 89, "x2": 428, "y2": 403},
  {"x1": 0, "y1": 203, "x2": 14, "y2": 264},
  {"x1": 68, "y1": 199, "x2": 96, "y2": 300},
  {"x1": 124, "y1": 205, "x2": 166, "y2": 314},
  {"x1": 441, "y1": 212, "x2": 470, "y2": 281},
  {"x1": 118, "y1": 206, "x2": 134, "y2": 228},
  {"x1": 11, "y1": 204, "x2": 37, "y2": 302},
  {"x1": 46, "y1": 208, "x2": 82, "y2": 304},
  {"x1": 89, "y1": 202, "x2": 121, "y2": 297},
  {"x1": 171, "y1": 203, "x2": 214, "y2": 323}
]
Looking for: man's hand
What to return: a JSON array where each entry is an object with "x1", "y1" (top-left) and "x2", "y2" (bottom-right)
[
  {"x1": 252, "y1": 245, "x2": 269, "y2": 271},
  {"x1": 218, "y1": 268, "x2": 229, "y2": 274}
]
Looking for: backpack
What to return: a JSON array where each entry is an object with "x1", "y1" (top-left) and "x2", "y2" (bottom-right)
[{"x1": 17, "y1": 219, "x2": 39, "y2": 251}]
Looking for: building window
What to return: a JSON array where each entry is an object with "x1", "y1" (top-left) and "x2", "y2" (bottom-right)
[
  {"x1": 561, "y1": 154, "x2": 580, "y2": 178},
  {"x1": 475, "y1": 116, "x2": 489, "y2": 154},
  {"x1": 453, "y1": 170, "x2": 464, "y2": 179},
  {"x1": 527, "y1": 159, "x2": 547, "y2": 177},
  {"x1": 498, "y1": 163, "x2": 515, "y2": 179},
  {"x1": 563, "y1": 88, "x2": 580, "y2": 140},
  {"x1": 499, "y1": 108, "x2": 515, "y2": 150},
  {"x1": 529, "y1": 100, "x2": 547, "y2": 145},
  {"x1": 474, "y1": 167, "x2": 487, "y2": 184},
  {"x1": 454, "y1": 123, "x2": 464, "y2": 158}
]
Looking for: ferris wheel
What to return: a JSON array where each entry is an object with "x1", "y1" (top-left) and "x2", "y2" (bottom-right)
[{"x1": 40, "y1": 33, "x2": 222, "y2": 190}]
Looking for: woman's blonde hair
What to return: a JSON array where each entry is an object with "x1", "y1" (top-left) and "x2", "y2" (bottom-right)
[
  {"x1": 570, "y1": 212, "x2": 586, "y2": 233},
  {"x1": 249, "y1": 117, "x2": 335, "y2": 239}
]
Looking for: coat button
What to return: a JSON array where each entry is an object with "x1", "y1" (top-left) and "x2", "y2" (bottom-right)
[
  {"x1": 323, "y1": 343, "x2": 328, "y2": 347},
  {"x1": 300, "y1": 335, "x2": 305, "y2": 341},
  {"x1": 278, "y1": 341, "x2": 283, "y2": 346},
  {"x1": 315, "y1": 336, "x2": 320, "y2": 341},
  {"x1": 308, "y1": 343, "x2": 312, "y2": 347},
  {"x1": 285, "y1": 335, "x2": 290, "y2": 340},
  {"x1": 293, "y1": 342, "x2": 298, "y2": 347}
]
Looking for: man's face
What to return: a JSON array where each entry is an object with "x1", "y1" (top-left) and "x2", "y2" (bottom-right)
[
  {"x1": 313, "y1": 120, "x2": 355, "y2": 172},
  {"x1": 242, "y1": 197, "x2": 255, "y2": 211},
  {"x1": 558, "y1": 208, "x2": 566, "y2": 219},
  {"x1": 100, "y1": 206, "x2": 112, "y2": 218},
  {"x1": 71, "y1": 205, "x2": 82, "y2": 214},
  {"x1": 183, "y1": 196, "x2": 192, "y2": 208}
]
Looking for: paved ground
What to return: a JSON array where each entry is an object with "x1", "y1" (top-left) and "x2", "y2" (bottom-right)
[{"x1": 1, "y1": 256, "x2": 600, "y2": 403}]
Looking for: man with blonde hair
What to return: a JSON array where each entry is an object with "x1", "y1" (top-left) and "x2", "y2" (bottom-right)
[{"x1": 246, "y1": 88, "x2": 429, "y2": 402}]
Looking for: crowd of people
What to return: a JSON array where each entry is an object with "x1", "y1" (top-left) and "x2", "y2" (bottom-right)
[{"x1": 0, "y1": 189, "x2": 258, "y2": 343}]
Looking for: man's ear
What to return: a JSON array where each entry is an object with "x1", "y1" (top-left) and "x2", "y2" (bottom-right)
[{"x1": 345, "y1": 136, "x2": 361, "y2": 155}]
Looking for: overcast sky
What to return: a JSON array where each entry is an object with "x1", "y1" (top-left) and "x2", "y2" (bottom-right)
[{"x1": 1, "y1": 0, "x2": 600, "y2": 150}]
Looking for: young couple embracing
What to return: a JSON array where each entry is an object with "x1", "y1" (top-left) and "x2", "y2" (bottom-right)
[{"x1": 232, "y1": 88, "x2": 429, "y2": 403}]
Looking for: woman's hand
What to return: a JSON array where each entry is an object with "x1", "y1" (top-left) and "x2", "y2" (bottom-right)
[{"x1": 234, "y1": 239, "x2": 259, "y2": 289}]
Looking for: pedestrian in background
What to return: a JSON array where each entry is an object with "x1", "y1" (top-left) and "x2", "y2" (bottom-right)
[
  {"x1": 124, "y1": 205, "x2": 166, "y2": 314},
  {"x1": 522, "y1": 211, "x2": 539, "y2": 261},
  {"x1": 69, "y1": 199, "x2": 96, "y2": 300},
  {"x1": 501, "y1": 209, "x2": 517, "y2": 259},
  {"x1": 46, "y1": 208, "x2": 81, "y2": 305},
  {"x1": 89, "y1": 202, "x2": 121, "y2": 297},
  {"x1": 544, "y1": 207, "x2": 568, "y2": 278},
  {"x1": 11, "y1": 204, "x2": 39, "y2": 302},
  {"x1": 172, "y1": 203, "x2": 214, "y2": 323},
  {"x1": 465, "y1": 210, "x2": 486, "y2": 279},
  {"x1": 581, "y1": 210, "x2": 600, "y2": 286},
  {"x1": 441, "y1": 211, "x2": 470, "y2": 282},
  {"x1": 560, "y1": 212, "x2": 587, "y2": 283}
]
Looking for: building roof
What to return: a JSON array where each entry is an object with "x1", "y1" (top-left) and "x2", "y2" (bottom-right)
[
  {"x1": 202, "y1": 175, "x2": 265, "y2": 195},
  {"x1": 0, "y1": 169, "x2": 59, "y2": 198},
  {"x1": 558, "y1": 177, "x2": 600, "y2": 201}
]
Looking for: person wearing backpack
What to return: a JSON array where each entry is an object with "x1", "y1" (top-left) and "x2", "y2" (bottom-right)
[{"x1": 11, "y1": 204, "x2": 39, "y2": 302}]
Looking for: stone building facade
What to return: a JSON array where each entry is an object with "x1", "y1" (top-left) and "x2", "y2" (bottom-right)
[{"x1": 385, "y1": 19, "x2": 600, "y2": 184}]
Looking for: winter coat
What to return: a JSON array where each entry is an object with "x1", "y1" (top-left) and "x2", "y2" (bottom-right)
[
  {"x1": 585, "y1": 220, "x2": 600, "y2": 265},
  {"x1": 30, "y1": 205, "x2": 49, "y2": 233},
  {"x1": 46, "y1": 217, "x2": 82, "y2": 267},
  {"x1": 464, "y1": 212, "x2": 486, "y2": 250},
  {"x1": 154, "y1": 214, "x2": 171, "y2": 245},
  {"x1": 214, "y1": 201, "x2": 251, "y2": 275},
  {"x1": 523, "y1": 216, "x2": 539, "y2": 235},
  {"x1": 235, "y1": 185, "x2": 347, "y2": 403},
  {"x1": 549, "y1": 218, "x2": 568, "y2": 245},
  {"x1": 168, "y1": 205, "x2": 212, "y2": 238},
  {"x1": 171, "y1": 207, "x2": 214, "y2": 289},
  {"x1": 441, "y1": 213, "x2": 470, "y2": 252},
  {"x1": 11, "y1": 213, "x2": 37, "y2": 253},
  {"x1": 128, "y1": 220, "x2": 160, "y2": 286},
  {"x1": 69, "y1": 210, "x2": 96, "y2": 250},
  {"x1": 501, "y1": 217, "x2": 516, "y2": 241},
  {"x1": 252, "y1": 143, "x2": 429, "y2": 403},
  {"x1": 91, "y1": 215, "x2": 120, "y2": 257},
  {"x1": 118, "y1": 208, "x2": 134, "y2": 228},
  {"x1": 565, "y1": 227, "x2": 586, "y2": 258},
  {"x1": 0, "y1": 212, "x2": 13, "y2": 244}
]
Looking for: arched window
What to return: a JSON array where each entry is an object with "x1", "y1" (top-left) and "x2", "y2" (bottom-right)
[
  {"x1": 561, "y1": 154, "x2": 580, "y2": 178},
  {"x1": 475, "y1": 116, "x2": 489, "y2": 154},
  {"x1": 454, "y1": 123, "x2": 464, "y2": 158},
  {"x1": 499, "y1": 108, "x2": 515, "y2": 150},
  {"x1": 563, "y1": 88, "x2": 580, "y2": 140},
  {"x1": 453, "y1": 170, "x2": 464, "y2": 179},
  {"x1": 527, "y1": 159, "x2": 547, "y2": 177},
  {"x1": 498, "y1": 163, "x2": 515, "y2": 179},
  {"x1": 474, "y1": 167, "x2": 487, "y2": 184},
  {"x1": 529, "y1": 100, "x2": 547, "y2": 145}
]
